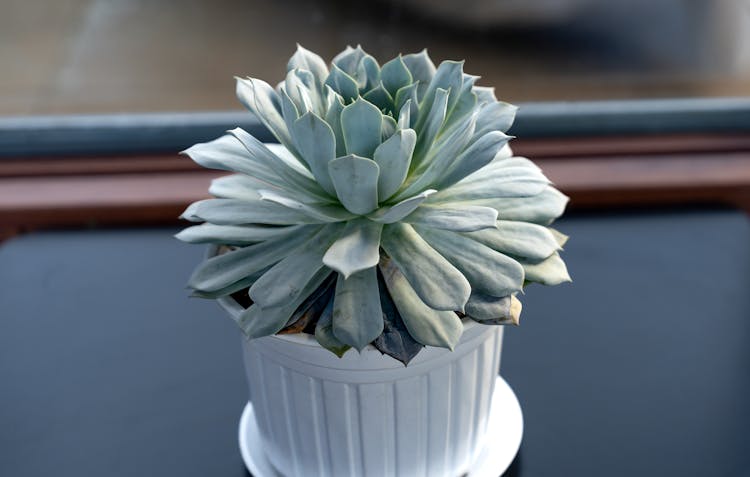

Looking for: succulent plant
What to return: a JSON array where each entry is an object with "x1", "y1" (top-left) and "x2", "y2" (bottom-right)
[{"x1": 177, "y1": 45, "x2": 570, "y2": 364}]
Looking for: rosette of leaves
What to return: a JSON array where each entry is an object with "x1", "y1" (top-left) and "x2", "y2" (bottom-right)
[{"x1": 177, "y1": 45, "x2": 570, "y2": 365}]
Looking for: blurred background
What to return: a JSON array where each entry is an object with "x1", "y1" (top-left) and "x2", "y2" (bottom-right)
[{"x1": 3, "y1": 0, "x2": 750, "y2": 115}]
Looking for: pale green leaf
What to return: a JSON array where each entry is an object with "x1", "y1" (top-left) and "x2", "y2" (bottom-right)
[
  {"x1": 405, "y1": 204, "x2": 498, "y2": 232},
  {"x1": 323, "y1": 218, "x2": 383, "y2": 278},
  {"x1": 208, "y1": 174, "x2": 262, "y2": 200},
  {"x1": 430, "y1": 163, "x2": 549, "y2": 202},
  {"x1": 340, "y1": 98, "x2": 383, "y2": 157},
  {"x1": 187, "y1": 225, "x2": 321, "y2": 292},
  {"x1": 175, "y1": 223, "x2": 303, "y2": 245},
  {"x1": 394, "y1": 84, "x2": 418, "y2": 125},
  {"x1": 464, "y1": 220, "x2": 561, "y2": 261},
  {"x1": 229, "y1": 129, "x2": 330, "y2": 201},
  {"x1": 381, "y1": 55, "x2": 413, "y2": 96},
  {"x1": 381, "y1": 223, "x2": 470, "y2": 311},
  {"x1": 431, "y1": 186, "x2": 568, "y2": 225},
  {"x1": 325, "y1": 64, "x2": 359, "y2": 102},
  {"x1": 248, "y1": 224, "x2": 342, "y2": 307},
  {"x1": 314, "y1": 294, "x2": 351, "y2": 357},
  {"x1": 235, "y1": 77, "x2": 299, "y2": 157},
  {"x1": 332, "y1": 45, "x2": 366, "y2": 77},
  {"x1": 373, "y1": 129, "x2": 416, "y2": 200},
  {"x1": 357, "y1": 54, "x2": 380, "y2": 91},
  {"x1": 236, "y1": 268, "x2": 332, "y2": 339},
  {"x1": 380, "y1": 257, "x2": 462, "y2": 350},
  {"x1": 257, "y1": 189, "x2": 355, "y2": 223},
  {"x1": 416, "y1": 61, "x2": 463, "y2": 126},
  {"x1": 291, "y1": 112, "x2": 337, "y2": 195},
  {"x1": 362, "y1": 83, "x2": 393, "y2": 112},
  {"x1": 465, "y1": 292, "x2": 512, "y2": 321},
  {"x1": 397, "y1": 99, "x2": 412, "y2": 129},
  {"x1": 324, "y1": 89, "x2": 347, "y2": 157},
  {"x1": 394, "y1": 111, "x2": 476, "y2": 200},
  {"x1": 180, "y1": 198, "x2": 322, "y2": 225},
  {"x1": 288, "y1": 44, "x2": 329, "y2": 87},
  {"x1": 401, "y1": 49, "x2": 436, "y2": 85},
  {"x1": 412, "y1": 88, "x2": 449, "y2": 166},
  {"x1": 181, "y1": 134, "x2": 282, "y2": 189},
  {"x1": 473, "y1": 101, "x2": 518, "y2": 138},
  {"x1": 381, "y1": 114, "x2": 398, "y2": 141},
  {"x1": 473, "y1": 85, "x2": 496, "y2": 103},
  {"x1": 520, "y1": 252, "x2": 571, "y2": 285},
  {"x1": 417, "y1": 226, "x2": 524, "y2": 297},
  {"x1": 328, "y1": 154, "x2": 380, "y2": 215},
  {"x1": 435, "y1": 131, "x2": 511, "y2": 189},
  {"x1": 368, "y1": 190, "x2": 436, "y2": 224},
  {"x1": 332, "y1": 267, "x2": 384, "y2": 350},
  {"x1": 550, "y1": 228, "x2": 570, "y2": 248}
]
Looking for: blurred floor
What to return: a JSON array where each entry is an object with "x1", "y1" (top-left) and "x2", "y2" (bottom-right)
[{"x1": 2, "y1": 0, "x2": 750, "y2": 115}]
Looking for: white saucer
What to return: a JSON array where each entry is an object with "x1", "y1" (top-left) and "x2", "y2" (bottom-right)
[{"x1": 238, "y1": 376, "x2": 523, "y2": 477}]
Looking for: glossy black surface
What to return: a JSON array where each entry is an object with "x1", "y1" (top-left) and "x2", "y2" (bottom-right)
[{"x1": 1, "y1": 210, "x2": 749, "y2": 476}]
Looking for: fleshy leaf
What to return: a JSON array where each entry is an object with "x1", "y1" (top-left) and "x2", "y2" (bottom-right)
[
  {"x1": 475, "y1": 187, "x2": 568, "y2": 225},
  {"x1": 465, "y1": 292, "x2": 511, "y2": 321},
  {"x1": 236, "y1": 268, "x2": 332, "y2": 338},
  {"x1": 519, "y1": 252, "x2": 572, "y2": 285},
  {"x1": 435, "y1": 131, "x2": 511, "y2": 189},
  {"x1": 288, "y1": 44, "x2": 329, "y2": 87},
  {"x1": 368, "y1": 190, "x2": 436, "y2": 224},
  {"x1": 405, "y1": 204, "x2": 498, "y2": 232},
  {"x1": 430, "y1": 162, "x2": 549, "y2": 202},
  {"x1": 362, "y1": 83, "x2": 393, "y2": 112},
  {"x1": 416, "y1": 61, "x2": 463, "y2": 130},
  {"x1": 381, "y1": 223, "x2": 470, "y2": 311},
  {"x1": 208, "y1": 174, "x2": 265, "y2": 201},
  {"x1": 332, "y1": 267, "x2": 384, "y2": 351},
  {"x1": 279, "y1": 274, "x2": 336, "y2": 334},
  {"x1": 412, "y1": 88, "x2": 449, "y2": 166},
  {"x1": 314, "y1": 295, "x2": 351, "y2": 357},
  {"x1": 291, "y1": 112, "x2": 338, "y2": 195},
  {"x1": 182, "y1": 135, "x2": 283, "y2": 189},
  {"x1": 381, "y1": 114, "x2": 398, "y2": 141},
  {"x1": 229, "y1": 128, "x2": 330, "y2": 201},
  {"x1": 401, "y1": 49, "x2": 436, "y2": 85},
  {"x1": 416, "y1": 226, "x2": 524, "y2": 297},
  {"x1": 249, "y1": 224, "x2": 342, "y2": 307},
  {"x1": 474, "y1": 101, "x2": 518, "y2": 137},
  {"x1": 341, "y1": 98, "x2": 383, "y2": 157},
  {"x1": 397, "y1": 99, "x2": 412, "y2": 129},
  {"x1": 175, "y1": 223, "x2": 303, "y2": 245},
  {"x1": 464, "y1": 220, "x2": 561, "y2": 261},
  {"x1": 180, "y1": 198, "x2": 323, "y2": 225},
  {"x1": 332, "y1": 45, "x2": 366, "y2": 77},
  {"x1": 473, "y1": 85, "x2": 496, "y2": 103},
  {"x1": 380, "y1": 256, "x2": 463, "y2": 350},
  {"x1": 372, "y1": 269, "x2": 424, "y2": 365},
  {"x1": 373, "y1": 129, "x2": 416, "y2": 200},
  {"x1": 394, "y1": 84, "x2": 419, "y2": 125},
  {"x1": 394, "y1": 111, "x2": 477, "y2": 199},
  {"x1": 357, "y1": 55, "x2": 381, "y2": 91},
  {"x1": 257, "y1": 190, "x2": 355, "y2": 222},
  {"x1": 325, "y1": 64, "x2": 359, "y2": 102},
  {"x1": 328, "y1": 155, "x2": 380, "y2": 215},
  {"x1": 323, "y1": 218, "x2": 383, "y2": 278},
  {"x1": 236, "y1": 77, "x2": 299, "y2": 157},
  {"x1": 187, "y1": 225, "x2": 321, "y2": 292},
  {"x1": 381, "y1": 56, "x2": 413, "y2": 97},
  {"x1": 324, "y1": 90, "x2": 347, "y2": 157}
]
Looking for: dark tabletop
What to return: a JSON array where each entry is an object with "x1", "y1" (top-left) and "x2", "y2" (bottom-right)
[{"x1": 1, "y1": 209, "x2": 749, "y2": 477}]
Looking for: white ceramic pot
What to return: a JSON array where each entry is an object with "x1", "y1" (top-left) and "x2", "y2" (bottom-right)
[{"x1": 219, "y1": 295, "x2": 504, "y2": 477}]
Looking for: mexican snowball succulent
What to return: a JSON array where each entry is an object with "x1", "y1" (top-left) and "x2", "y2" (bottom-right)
[{"x1": 178, "y1": 45, "x2": 570, "y2": 364}]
